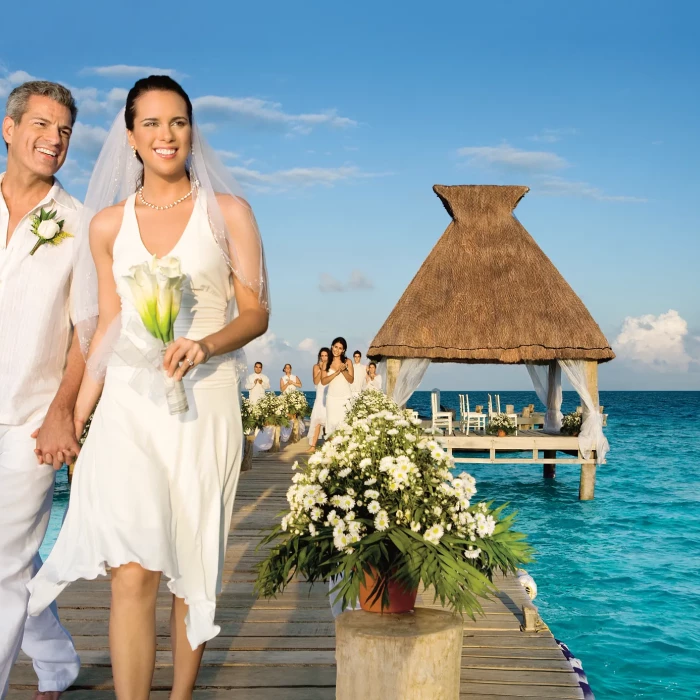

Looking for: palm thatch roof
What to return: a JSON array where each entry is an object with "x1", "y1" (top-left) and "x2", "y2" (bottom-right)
[{"x1": 368, "y1": 185, "x2": 614, "y2": 364}]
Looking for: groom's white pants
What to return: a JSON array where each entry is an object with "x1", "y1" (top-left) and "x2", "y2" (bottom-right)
[{"x1": 0, "y1": 416, "x2": 80, "y2": 698}]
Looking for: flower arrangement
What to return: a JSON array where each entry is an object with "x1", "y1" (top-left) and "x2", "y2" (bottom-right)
[
  {"x1": 345, "y1": 388, "x2": 398, "y2": 422},
  {"x1": 254, "y1": 392, "x2": 290, "y2": 428},
  {"x1": 241, "y1": 396, "x2": 264, "y2": 434},
  {"x1": 123, "y1": 255, "x2": 188, "y2": 414},
  {"x1": 30, "y1": 207, "x2": 73, "y2": 255},
  {"x1": 486, "y1": 413, "x2": 516, "y2": 436},
  {"x1": 283, "y1": 390, "x2": 311, "y2": 419},
  {"x1": 560, "y1": 412, "x2": 583, "y2": 436},
  {"x1": 255, "y1": 403, "x2": 532, "y2": 615}
]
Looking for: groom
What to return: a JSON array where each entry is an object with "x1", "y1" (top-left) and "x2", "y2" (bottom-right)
[{"x1": 0, "y1": 82, "x2": 82, "y2": 698}]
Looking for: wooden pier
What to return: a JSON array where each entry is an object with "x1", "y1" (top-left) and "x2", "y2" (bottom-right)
[{"x1": 9, "y1": 440, "x2": 585, "y2": 699}]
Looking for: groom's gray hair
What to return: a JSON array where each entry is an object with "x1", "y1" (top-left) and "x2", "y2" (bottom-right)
[{"x1": 5, "y1": 81, "x2": 78, "y2": 127}]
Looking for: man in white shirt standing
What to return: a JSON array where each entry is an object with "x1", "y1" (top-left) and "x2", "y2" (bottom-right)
[
  {"x1": 350, "y1": 350, "x2": 367, "y2": 395},
  {"x1": 0, "y1": 82, "x2": 82, "y2": 699},
  {"x1": 245, "y1": 361, "x2": 270, "y2": 404}
]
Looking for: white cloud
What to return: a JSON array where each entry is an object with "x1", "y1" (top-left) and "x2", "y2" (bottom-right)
[
  {"x1": 298, "y1": 338, "x2": 317, "y2": 352},
  {"x1": 456, "y1": 143, "x2": 568, "y2": 172},
  {"x1": 216, "y1": 150, "x2": 240, "y2": 160},
  {"x1": 58, "y1": 158, "x2": 93, "y2": 188},
  {"x1": 0, "y1": 69, "x2": 37, "y2": 97},
  {"x1": 70, "y1": 122, "x2": 109, "y2": 157},
  {"x1": 192, "y1": 95, "x2": 356, "y2": 133},
  {"x1": 229, "y1": 164, "x2": 385, "y2": 193},
  {"x1": 615, "y1": 310, "x2": 699, "y2": 372},
  {"x1": 348, "y1": 269, "x2": 374, "y2": 290},
  {"x1": 530, "y1": 128, "x2": 578, "y2": 143},
  {"x1": 536, "y1": 176, "x2": 647, "y2": 203},
  {"x1": 319, "y1": 273, "x2": 345, "y2": 293},
  {"x1": 65, "y1": 84, "x2": 127, "y2": 115},
  {"x1": 81, "y1": 65, "x2": 185, "y2": 79}
]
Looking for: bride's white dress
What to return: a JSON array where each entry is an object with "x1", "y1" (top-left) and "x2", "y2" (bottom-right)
[{"x1": 27, "y1": 193, "x2": 242, "y2": 649}]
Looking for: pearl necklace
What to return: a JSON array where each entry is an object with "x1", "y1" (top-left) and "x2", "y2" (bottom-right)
[{"x1": 138, "y1": 185, "x2": 194, "y2": 211}]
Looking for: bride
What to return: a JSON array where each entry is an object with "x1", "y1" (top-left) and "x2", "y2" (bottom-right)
[{"x1": 27, "y1": 76, "x2": 268, "y2": 699}]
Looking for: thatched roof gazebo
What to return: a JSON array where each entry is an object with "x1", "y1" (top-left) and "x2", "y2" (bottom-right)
[
  {"x1": 369, "y1": 185, "x2": 614, "y2": 365},
  {"x1": 368, "y1": 185, "x2": 613, "y2": 499}
]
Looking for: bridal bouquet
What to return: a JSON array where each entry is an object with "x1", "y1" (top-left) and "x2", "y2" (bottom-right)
[
  {"x1": 255, "y1": 401, "x2": 532, "y2": 615},
  {"x1": 123, "y1": 256, "x2": 189, "y2": 415}
]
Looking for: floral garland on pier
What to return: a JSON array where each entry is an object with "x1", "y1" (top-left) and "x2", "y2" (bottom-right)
[{"x1": 255, "y1": 398, "x2": 532, "y2": 615}]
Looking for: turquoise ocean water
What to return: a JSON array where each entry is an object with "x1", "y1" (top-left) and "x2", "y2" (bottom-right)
[{"x1": 43, "y1": 390, "x2": 700, "y2": 698}]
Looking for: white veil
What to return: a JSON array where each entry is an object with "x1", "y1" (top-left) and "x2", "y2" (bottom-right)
[{"x1": 72, "y1": 108, "x2": 269, "y2": 376}]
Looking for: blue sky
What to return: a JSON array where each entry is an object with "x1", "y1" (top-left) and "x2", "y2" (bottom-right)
[{"x1": 2, "y1": 0, "x2": 698, "y2": 391}]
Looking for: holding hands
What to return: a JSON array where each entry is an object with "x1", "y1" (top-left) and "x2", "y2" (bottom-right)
[
  {"x1": 163, "y1": 337, "x2": 211, "y2": 381},
  {"x1": 32, "y1": 407, "x2": 82, "y2": 469}
]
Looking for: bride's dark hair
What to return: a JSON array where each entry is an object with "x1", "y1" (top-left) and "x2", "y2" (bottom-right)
[
  {"x1": 125, "y1": 75, "x2": 193, "y2": 132},
  {"x1": 331, "y1": 337, "x2": 348, "y2": 365}
]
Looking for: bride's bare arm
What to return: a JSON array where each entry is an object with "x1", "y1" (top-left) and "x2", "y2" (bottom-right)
[
  {"x1": 73, "y1": 206, "x2": 123, "y2": 434},
  {"x1": 165, "y1": 195, "x2": 268, "y2": 380}
]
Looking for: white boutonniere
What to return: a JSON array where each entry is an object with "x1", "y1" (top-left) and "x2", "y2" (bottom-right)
[{"x1": 30, "y1": 208, "x2": 73, "y2": 256}]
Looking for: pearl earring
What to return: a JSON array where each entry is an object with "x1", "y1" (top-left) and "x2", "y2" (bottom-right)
[{"x1": 131, "y1": 146, "x2": 137, "y2": 157}]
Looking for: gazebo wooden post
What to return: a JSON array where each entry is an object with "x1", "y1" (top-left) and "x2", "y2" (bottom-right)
[
  {"x1": 543, "y1": 361, "x2": 558, "y2": 479},
  {"x1": 579, "y1": 361, "x2": 599, "y2": 500},
  {"x1": 385, "y1": 358, "x2": 402, "y2": 402}
]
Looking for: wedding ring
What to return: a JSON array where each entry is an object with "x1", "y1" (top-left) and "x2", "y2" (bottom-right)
[{"x1": 187, "y1": 358, "x2": 194, "y2": 367}]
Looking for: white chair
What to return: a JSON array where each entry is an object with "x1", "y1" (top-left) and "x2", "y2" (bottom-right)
[
  {"x1": 459, "y1": 394, "x2": 486, "y2": 435},
  {"x1": 431, "y1": 389, "x2": 453, "y2": 435}
]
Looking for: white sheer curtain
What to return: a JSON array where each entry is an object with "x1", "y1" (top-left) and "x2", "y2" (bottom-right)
[
  {"x1": 525, "y1": 363, "x2": 562, "y2": 433},
  {"x1": 558, "y1": 360, "x2": 609, "y2": 464},
  {"x1": 375, "y1": 359, "x2": 387, "y2": 393},
  {"x1": 393, "y1": 359, "x2": 431, "y2": 407}
]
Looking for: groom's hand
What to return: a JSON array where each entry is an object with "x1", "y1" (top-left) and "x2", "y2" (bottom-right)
[{"x1": 31, "y1": 407, "x2": 81, "y2": 470}]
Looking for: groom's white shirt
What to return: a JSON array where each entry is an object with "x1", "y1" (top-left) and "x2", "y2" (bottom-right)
[
  {"x1": 0, "y1": 173, "x2": 82, "y2": 424},
  {"x1": 0, "y1": 172, "x2": 81, "y2": 696}
]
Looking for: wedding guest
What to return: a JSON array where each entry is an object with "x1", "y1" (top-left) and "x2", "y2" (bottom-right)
[
  {"x1": 307, "y1": 347, "x2": 330, "y2": 453},
  {"x1": 280, "y1": 364, "x2": 302, "y2": 393},
  {"x1": 321, "y1": 337, "x2": 354, "y2": 433},
  {"x1": 245, "y1": 361, "x2": 269, "y2": 403},
  {"x1": 27, "y1": 76, "x2": 269, "y2": 700},
  {"x1": 350, "y1": 350, "x2": 367, "y2": 395},
  {"x1": 366, "y1": 362, "x2": 383, "y2": 391},
  {"x1": 0, "y1": 80, "x2": 81, "y2": 699}
]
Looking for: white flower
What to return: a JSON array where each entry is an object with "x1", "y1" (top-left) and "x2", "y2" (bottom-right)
[
  {"x1": 367, "y1": 500, "x2": 381, "y2": 514},
  {"x1": 464, "y1": 546, "x2": 481, "y2": 560},
  {"x1": 359, "y1": 458, "x2": 372, "y2": 468},
  {"x1": 37, "y1": 219, "x2": 60, "y2": 240},
  {"x1": 318, "y1": 468, "x2": 329, "y2": 483},
  {"x1": 423, "y1": 523, "x2": 445, "y2": 545},
  {"x1": 410, "y1": 521, "x2": 422, "y2": 532},
  {"x1": 344, "y1": 511, "x2": 356, "y2": 521},
  {"x1": 364, "y1": 489, "x2": 379, "y2": 499},
  {"x1": 364, "y1": 478, "x2": 377, "y2": 486},
  {"x1": 338, "y1": 467, "x2": 352, "y2": 478},
  {"x1": 387, "y1": 428, "x2": 399, "y2": 436},
  {"x1": 311, "y1": 507, "x2": 322, "y2": 521},
  {"x1": 309, "y1": 523, "x2": 317, "y2": 537},
  {"x1": 374, "y1": 510, "x2": 390, "y2": 531}
]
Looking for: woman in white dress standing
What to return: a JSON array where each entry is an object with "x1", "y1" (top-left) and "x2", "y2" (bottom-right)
[
  {"x1": 280, "y1": 363, "x2": 302, "y2": 393},
  {"x1": 27, "y1": 76, "x2": 269, "y2": 699},
  {"x1": 321, "y1": 337, "x2": 354, "y2": 434},
  {"x1": 307, "y1": 347, "x2": 330, "y2": 452}
]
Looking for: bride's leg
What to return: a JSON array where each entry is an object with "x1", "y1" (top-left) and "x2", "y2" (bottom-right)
[
  {"x1": 170, "y1": 594, "x2": 205, "y2": 699},
  {"x1": 110, "y1": 563, "x2": 161, "y2": 700}
]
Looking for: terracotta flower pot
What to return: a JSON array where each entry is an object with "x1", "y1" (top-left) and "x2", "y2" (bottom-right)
[
  {"x1": 497, "y1": 429, "x2": 507, "y2": 437},
  {"x1": 358, "y1": 567, "x2": 418, "y2": 614}
]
